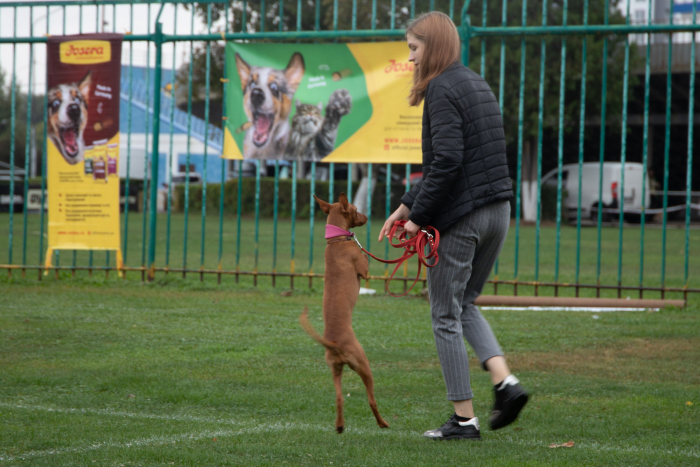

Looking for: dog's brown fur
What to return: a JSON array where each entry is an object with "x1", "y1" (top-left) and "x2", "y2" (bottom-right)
[{"x1": 299, "y1": 193, "x2": 389, "y2": 434}]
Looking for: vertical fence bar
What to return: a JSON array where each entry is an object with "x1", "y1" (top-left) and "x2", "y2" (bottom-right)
[
  {"x1": 123, "y1": 4, "x2": 134, "y2": 278},
  {"x1": 334, "y1": 0, "x2": 338, "y2": 31},
  {"x1": 554, "y1": 0, "x2": 568, "y2": 296},
  {"x1": 141, "y1": 4, "x2": 152, "y2": 280},
  {"x1": 38, "y1": 23, "x2": 48, "y2": 281},
  {"x1": 329, "y1": 163, "x2": 335, "y2": 200},
  {"x1": 385, "y1": 163, "x2": 391, "y2": 274},
  {"x1": 640, "y1": 0, "x2": 652, "y2": 298},
  {"x1": 315, "y1": 0, "x2": 320, "y2": 31},
  {"x1": 166, "y1": 6, "x2": 178, "y2": 273},
  {"x1": 8, "y1": 8, "x2": 17, "y2": 275},
  {"x1": 147, "y1": 19, "x2": 164, "y2": 281},
  {"x1": 575, "y1": 0, "x2": 589, "y2": 297},
  {"x1": 199, "y1": 4, "x2": 213, "y2": 281},
  {"x1": 480, "y1": 0, "x2": 486, "y2": 77},
  {"x1": 254, "y1": 160, "x2": 261, "y2": 286},
  {"x1": 534, "y1": 0, "x2": 548, "y2": 296},
  {"x1": 235, "y1": 160, "x2": 242, "y2": 282},
  {"x1": 297, "y1": 0, "x2": 301, "y2": 31},
  {"x1": 21, "y1": 14, "x2": 34, "y2": 277},
  {"x1": 596, "y1": 0, "x2": 610, "y2": 297},
  {"x1": 616, "y1": 0, "x2": 632, "y2": 298},
  {"x1": 513, "y1": 0, "x2": 528, "y2": 295},
  {"x1": 291, "y1": 160, "x2": 297, "y2": 288},
  {"x1": 347, "y1": 163, "x2": 353, "y2": 201},
  {"x1": 261, "y1": 0, "x2": 266, "y2": 32},
  {"x1": 403, "y1": 163, "x2": 410, "y2": 292},
  {"x1": 366, "y1": 163, "x2": 372, "y2": 250},
  {"x1": 183, "y1": 4, "x2": 195, "y2": 278},
  {"x1": 219, "y1": 1, "x2": 230, "y2": 285},
  {"x1": 661, "y1": 3, "x2": 674, "y2": 298},
  {"x1": 279, "y1": 0, "x2": 284, "y2": 32},
  {"x1": 273, "y1": 161, "x2": 279, "y2": 286},
  {"x1": 243, "y1": 0, "x2": 247, "y2": 28},
  {"x1": 493, "y1": 0, "x2": 508, "y2": 294},
  {"x1": 309, "y1": 161, "x2": 316, "y2": 288},
  {"x1": 685, "y1": 2, "x2": 697, "y2": 301},
  {"x1": 352, "y1": 0, "x2": 357, "y2": 30}
]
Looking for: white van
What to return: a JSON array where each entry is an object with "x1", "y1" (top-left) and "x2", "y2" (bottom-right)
[{"x1": 541, "y1": 162, "x2": 651, "y2": 220}]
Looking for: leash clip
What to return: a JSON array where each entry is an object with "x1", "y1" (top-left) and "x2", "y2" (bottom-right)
[{"x1": 351, "y1": 233, "x2": 364, "y2": 251}]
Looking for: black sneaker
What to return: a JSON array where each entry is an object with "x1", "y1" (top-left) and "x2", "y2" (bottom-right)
[
  {"x1": 490, "y1": 374, "x2": 529, "y2": 430},
  {"x1": 422, "y1": 414, "x2": 481, "y2": 440}
]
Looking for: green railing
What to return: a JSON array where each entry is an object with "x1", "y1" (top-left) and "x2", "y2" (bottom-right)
[{"x1": 0, "y1": 0, "x2": 697, "y2": 301}]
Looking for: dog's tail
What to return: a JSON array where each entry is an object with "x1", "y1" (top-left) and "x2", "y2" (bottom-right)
[{"x1": 299, "y1": 306, "x2": 341, "y2": 355}]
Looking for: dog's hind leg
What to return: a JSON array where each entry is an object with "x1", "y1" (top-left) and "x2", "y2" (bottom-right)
[
  {"x1": 347, "y1": 346, "x2": 389, "y2": 429},
  {"x1": 330, "y1": 362, "x2": 345, "y2": 433}
]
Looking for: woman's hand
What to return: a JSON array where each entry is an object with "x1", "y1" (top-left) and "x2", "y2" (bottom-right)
[
  {"x1": 403, "y1": 220, "x2": 421, "y2": 239},
  {"x1": 378, "y1": 204, "x2": 410, "y2": 242}
]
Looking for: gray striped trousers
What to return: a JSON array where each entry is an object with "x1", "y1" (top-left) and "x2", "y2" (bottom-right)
[{"x1": 426, "y1": 200, "x2": 510, "y2": 401}]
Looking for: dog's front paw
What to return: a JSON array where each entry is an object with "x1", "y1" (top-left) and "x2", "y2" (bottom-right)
[{"x1": 326, "y1": 89, "x2": 352, "y2": 119}]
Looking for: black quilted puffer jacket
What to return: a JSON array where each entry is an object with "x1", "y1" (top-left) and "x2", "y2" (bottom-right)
[{"x1": 400, "y1": 61, "x2": 513, "y2": 233}]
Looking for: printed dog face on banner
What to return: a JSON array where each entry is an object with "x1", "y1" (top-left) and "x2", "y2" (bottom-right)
[
  {"x1": 47, "y1": 71, "x2": 92, "y2": 165},
  {"x1": 235, "y1": 52, "x2": 305, "y2": 159}
]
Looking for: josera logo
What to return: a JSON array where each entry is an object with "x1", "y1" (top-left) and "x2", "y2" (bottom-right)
[
  {"x1": 384, "y1": 59, "x2": 414, "y2": 73},
  {"x1": 59, "y1": 41, "x2": 111, "y2": 65}
]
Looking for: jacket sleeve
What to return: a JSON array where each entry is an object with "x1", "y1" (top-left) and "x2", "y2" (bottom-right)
[
  {"x1": 399, "y1": 179, "x2": 423, "y2": 208},
  {"x1": 408, "y1": 85, "x2": 464, "y2": 227}
]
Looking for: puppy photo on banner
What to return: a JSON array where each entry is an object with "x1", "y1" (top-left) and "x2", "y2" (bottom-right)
[
  {"x1": 223, "y1": 42, "x2": 423, "y2": 164},
  {"x1": 44, "y1": 34, "x2": 124, "y2": 272}
]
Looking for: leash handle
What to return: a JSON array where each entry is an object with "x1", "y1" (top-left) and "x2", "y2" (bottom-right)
[{"x1": 360, "y1": 220, "x2": 440, "y2": 297}]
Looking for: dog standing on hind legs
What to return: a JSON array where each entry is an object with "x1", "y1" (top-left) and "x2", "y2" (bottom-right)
[{"x1": 299, "y1": 193, "x2": 390, "y2": 434}]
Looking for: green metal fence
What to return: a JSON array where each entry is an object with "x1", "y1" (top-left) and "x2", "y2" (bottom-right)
[{"x1": 0, "y1": 0, "x2": 698, "y2": 300}]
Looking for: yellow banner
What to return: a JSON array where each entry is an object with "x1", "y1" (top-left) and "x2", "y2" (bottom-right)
[
  {"x1": 223, "y1": 41, "x2": 423, "y2": 163},
  {"x1": 45, "y1": 34, "x2": 123, "y2": 271},
  {"x1": 47, "y1": 135, "x2": 121, "y2": 252},
  {"x1": 324, "y1": 42, "x2": 423, "y2": 163}
]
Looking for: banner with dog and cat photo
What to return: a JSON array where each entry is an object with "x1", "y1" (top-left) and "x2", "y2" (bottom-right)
[
  {"x1": 223, "y1": 41, "x2": 424, "y2": 163},
  {"x1": 44, "y1": 33, "x2": 123, "y2": 271}
]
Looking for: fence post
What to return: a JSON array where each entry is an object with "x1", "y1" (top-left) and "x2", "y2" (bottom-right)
[{"x1": 147, "y1": 20, "x2": 164, "y2": 281}]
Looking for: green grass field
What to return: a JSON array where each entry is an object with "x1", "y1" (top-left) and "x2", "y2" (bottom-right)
[
  {"x1": 1, "y1": 213, "x2": 699, "y2": 302},
  {"x1": 1, "y1": 278, "x2": 698, "y2": 466}
]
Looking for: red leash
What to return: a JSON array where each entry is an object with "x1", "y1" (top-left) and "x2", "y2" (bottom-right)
[{"x1": 355, "y1": 220, "x2": 440, "y2": 297}]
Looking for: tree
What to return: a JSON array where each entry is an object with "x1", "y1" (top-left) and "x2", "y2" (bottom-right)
[
  {"x1": 177, "y1": 1, "x2": 639, "y2": 216},
  {"x1": 0, "y1": 68, "x2": 45, "y2": 178},
  {"x1": 466, "y1": 0, "x2": 638, "y2": 221}
]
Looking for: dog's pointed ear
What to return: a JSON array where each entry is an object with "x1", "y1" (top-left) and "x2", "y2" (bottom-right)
[
  {"x1": 79, "y1": 71, "x2": 92, "y2": 104},
  {"x1": 338, "y1": 192, "x2": 349, "y2": 212},
  {"x1": 235, "y1": 53, "x2": 251, "y2": 90},
  {"x1": 285, "y1": 52, "x2": 305, "y2": 94},
  {"x1": 313, "y1": 194, "x2": 331, "y2": 214}
]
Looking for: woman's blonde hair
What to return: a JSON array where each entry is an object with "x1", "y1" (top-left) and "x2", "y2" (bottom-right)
[{"x1": 406, "y1": 12, "x2": 461, "y2": 107}]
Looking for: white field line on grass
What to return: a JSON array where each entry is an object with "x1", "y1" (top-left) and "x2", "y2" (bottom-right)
[
  {"x1": 480, "y1": 307, "x2": 654, "y2": 312},
  {"x1": 0, "y1": 403, "x2": 698, "y2": 461}
]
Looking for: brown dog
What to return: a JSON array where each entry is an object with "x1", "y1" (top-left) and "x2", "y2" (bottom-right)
[{"x1": 299, "y1": 193, "x2": 389, "y2": 433}]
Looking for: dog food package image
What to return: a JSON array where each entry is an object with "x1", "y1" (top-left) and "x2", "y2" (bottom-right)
[
  {"x1": 223, "y1": 42, "x2": 423, "y2": 163},
  {"x1": 44, "y1": 33, "x2": 123, "y2": 268}
]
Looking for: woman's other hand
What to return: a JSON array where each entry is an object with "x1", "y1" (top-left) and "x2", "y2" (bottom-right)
[
  {"x1": 378, "y1": 204, "x2": 410, "y2": 242},
  {"x1": 403, "y1": 220, "x2": 421, "y2": 239}
]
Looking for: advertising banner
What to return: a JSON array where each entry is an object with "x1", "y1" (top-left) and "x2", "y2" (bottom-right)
[
  {"x1": 45, "y1": 34, "x2": 123, "y2": 270},
  {"x1": 223, "y1": 41, "x2": 423, "y2": 163}
]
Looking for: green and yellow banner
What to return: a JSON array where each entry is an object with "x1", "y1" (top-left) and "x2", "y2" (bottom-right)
[
  {"x1": 45, "y1": 34, "x2": 123, "y2": 271},
  {"x1": 223, "y1": 41, "x2": 423, "y2": 163}
]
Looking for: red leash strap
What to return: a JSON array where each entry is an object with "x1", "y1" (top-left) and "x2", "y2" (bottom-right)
[{"x1": 359, "y1": 220, "x2": 440, "y2": 297}]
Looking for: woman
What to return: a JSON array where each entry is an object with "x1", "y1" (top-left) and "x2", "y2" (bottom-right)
[{"x1": 378, "y1": 11, "x2": 528, "y2": 441}]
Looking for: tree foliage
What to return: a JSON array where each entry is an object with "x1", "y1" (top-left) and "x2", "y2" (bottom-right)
[{"x1": 0, "y1": 68, "x2": 45, "y2": 172}]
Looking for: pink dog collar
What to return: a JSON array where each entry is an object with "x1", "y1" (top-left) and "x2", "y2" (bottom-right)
[{"x1": 325, "y1": 224, "x2": 353, "y2": 239}]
